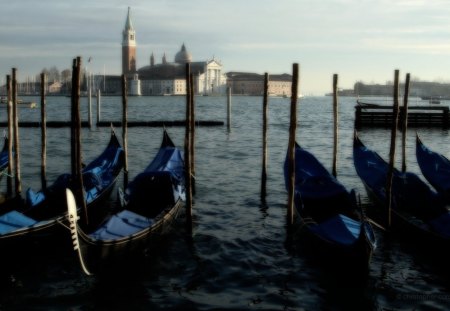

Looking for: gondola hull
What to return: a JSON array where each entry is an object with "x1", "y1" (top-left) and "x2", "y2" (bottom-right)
[
  {"x1": 69, "y1": 195, "x2": 183, "y2": 273},
  {"x1": 67, "y1": 130, "x2": 186, "y2": 275},
  {"x1": 285, "y1": 143, "x2": 376, "y2": 269},
  {"x1": 0, "y1": 131, "x2": 124, "y2": 248},
  {"x1": 25, "y1": 131, "x2": 124, "y2": 219},
  {"x1": 353, "y1": 132, "x2": 450, "y2": 249},
  {"x1": 292, "y1": 207, "x2": 375, "y2": 270},
  {"x1": 416, "y1": 134, "x2": 450, "y2": 200}
]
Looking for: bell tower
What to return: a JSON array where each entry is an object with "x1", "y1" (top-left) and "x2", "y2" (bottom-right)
[{"x1": 122, "y1": 7, "x2": 136, "y2": 76}]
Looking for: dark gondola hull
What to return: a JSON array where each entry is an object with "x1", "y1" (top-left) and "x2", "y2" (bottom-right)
[
  {"x1": 285, "y1": 143, "x2": 376, "y2": 270},
  {"x1": 416, "y1": 134, "x2": 450, "y2": 201},
  {"x1": 292, "y1": 207, "x2": 375, "y2": 271},
  {"x1": 368, "y1": 182, "x2": 450, "y2": 246},
  {"x1": 353, "y1": 132, "x2": 450, "y2": 249},
  {"x1": 77, "y1": 199, "x2": 183, "y2": 273}
]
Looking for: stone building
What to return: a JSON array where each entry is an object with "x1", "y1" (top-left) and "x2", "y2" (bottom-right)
[
  {"x1": 226, "y1": 72, "x2": 293, "y2": 96},
  {"x1": 121, "y1": 8, "x2": 227, "y2": 96}
]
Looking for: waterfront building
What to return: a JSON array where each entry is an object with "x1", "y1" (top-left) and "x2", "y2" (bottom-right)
[
  {"x1": 121, "y1": 8, "x2": 140, "y2": 95},
  {"x1": 353, "y1": 81, "x2": 450, "y2": 97},
  {"x1": 122, "y1": 7, "x2": 136, "y2": 77},
  {"x1": 137, "y1": 49, "x2": 226, "y2": 96},
  {"x1": 226, "y1": 72, "x2": 293, "y2": 96},
  {"x1": 121, "y1": 8, "x2": 226, "y2": 96}
]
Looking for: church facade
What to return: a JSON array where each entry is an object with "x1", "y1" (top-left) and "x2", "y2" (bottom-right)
[{"x1": 122, "y1": 8, "x2": 227, "y2": 96}]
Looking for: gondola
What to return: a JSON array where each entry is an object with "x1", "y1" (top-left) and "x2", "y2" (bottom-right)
[
  {"x1": 416, "y1": 134, "x2": 450, "y2": 201},
  {"x1": 24, "y1": 129, "x2": 124, "y2": 222},
  {"x1": 67, "y1": 129, "x2": 185, "y2": 275},
  {"x1": 284, "y1": 143, "x2": 376, "y2": 269},
  {"x1": 0, "y1": 129, "x2": 124, "y2": 244},
  {"x1": 0, "y1": 136, "x2": 9, "y2": 181},
  {"x1": 353, "y1": 132, "x2": 450, "y2": 245}
]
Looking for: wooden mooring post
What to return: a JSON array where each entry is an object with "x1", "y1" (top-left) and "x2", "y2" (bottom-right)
[
  {"x1": 332, "y1": 74, "x2": 339, "y2": 178},
  {"x1": 88, "y1": 84, "x2": 92, "y2": 129},
  {"x1": 40, "y1": 73, "x2": 47, "y2": 190},
  {"x1": 6, "y1": 75, "x2": 13, "y2": 196},
  {"x1": 287, "y1": 63, "x2": 299, "y2": 226},
  {"x1": 185, "y1": 63, "x2": 193, "y2": 222},
  {"x1": 227, "y1": 87, "x2": 231, "y2": 131},
  {"x1": 261, "y1": 73, "x2": 269, "y2": 201},
  {"x1": 121, "y1": 74, "x2": 129, "y2": 188},
  {"x1": 96, "y1": 89, "x2": 101, "y2": 124},
  {"x1": 72, "y1": 57, "x2": 88, "y2": 225},
  {"x1": 71, "y1": 59, "x2": 77, "y2": 179},
  {"x1": 190, "y1": 72, "x2": 195, "y2": 193},
  {"x1": 401, "y1": 73, "x2": 410, "y2": 173},
  {"x1": 386, "y1": 69, "x2": 400, "y2": 228},
  {"x1": 12, "y1": 68, "x2": 21, "y2": 195}
]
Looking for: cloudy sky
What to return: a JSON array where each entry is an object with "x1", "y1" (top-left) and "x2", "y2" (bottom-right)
[{"x1": 1, "y1": 0, "x2": 450, "y2": 94}]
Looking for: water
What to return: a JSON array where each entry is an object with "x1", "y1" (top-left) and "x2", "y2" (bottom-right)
[{"x1": 0, "y1": 95, "x2": 450, "y2": 310}]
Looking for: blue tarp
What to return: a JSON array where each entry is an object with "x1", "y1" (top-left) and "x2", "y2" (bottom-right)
[
  {"x1": 124, "y1": 144, "x2": 185, "y2": 205},
  {"x1": 89, "y1": 132, "x2": 184, "y2": 242},
  {"x1": 144, "y1": 146, "x2": 184, "y2": 180},
  {"x1": 89, "y1": 210, "x2": 154, "y2": 240},
  {"x1": 25, "y1": 133, "x2": 124, "y2": 209},
  {"x1": 0, "y1": 211, "x2": 38, "y2": 235},
  {"x1": 310, "y1": 214, "x2": 361, "y2": 246}
]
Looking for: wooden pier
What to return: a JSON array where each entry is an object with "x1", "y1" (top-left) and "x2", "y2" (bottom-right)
[
  {"x1": 97, "y1": 120, "x2": 223, "y2": 127},
  {"x1": 355, "y1": 104, "x2": 450, "y2": 129},
  {"x1": 0, "y1": 120, "x2": 223, "y2": 128}
]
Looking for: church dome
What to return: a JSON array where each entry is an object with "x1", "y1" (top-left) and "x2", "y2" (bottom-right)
[{"x1": 175, "y1": 44, "x2": 192, "y2": 64}]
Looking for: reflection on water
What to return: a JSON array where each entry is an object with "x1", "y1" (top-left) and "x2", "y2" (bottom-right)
[{"x1": 0, "y1": 95, "x2": 448, "y2": 310}]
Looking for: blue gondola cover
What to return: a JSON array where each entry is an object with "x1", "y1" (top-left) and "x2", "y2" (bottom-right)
[
  {"x1": 310, "y1": 214, "x2": 361, "y2": 246},
  {"x1": 89, "y1": 210, "x2": 154, "y2": 240},
  {"x1": 0, "y1": 211, "x2": 38, "y2": 234}
]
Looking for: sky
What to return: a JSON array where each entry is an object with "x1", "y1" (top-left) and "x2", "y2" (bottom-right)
[{"x1": 1, "y1": 0, "x2": 450, "y2": 95}]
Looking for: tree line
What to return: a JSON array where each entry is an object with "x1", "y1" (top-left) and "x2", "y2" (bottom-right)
[{"x1": 38, "y1": 66, "x2": 90, "y2": 84}]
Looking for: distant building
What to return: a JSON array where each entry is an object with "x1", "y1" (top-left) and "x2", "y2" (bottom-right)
[
  {"x1": 90, "y1": 75, "x2": 122, "y2": 95},
  {"x1": 354, "y1": 81, "x2": 450, "y2": 98},
  {"x1": 48, "y1": 82, "x2": 62, "y2": 93},
  {"x1": 137, "y1": 47, "x2": 226, "y2": 95},
  {"x1": 121, "y1": 8, "x2": 140, "y2": 95},
  {"x1": 121, "y1": 8, "x2": 227, "y2": 96},
  {"x1": 122, "y1": 7, "x2": 136, "y2": 77},
  {"x1": 226, "y1": 72, "x2": 293, "y2": 96}
]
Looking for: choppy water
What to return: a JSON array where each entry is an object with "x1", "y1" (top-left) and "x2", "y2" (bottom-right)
[{"x1": 0, "y1": 95, "x2": 449, "y2": 310}]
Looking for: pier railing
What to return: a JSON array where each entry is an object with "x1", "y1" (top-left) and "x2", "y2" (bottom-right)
[{"x1": 355, "y1": 105, "x2": 449, "y2": 129}]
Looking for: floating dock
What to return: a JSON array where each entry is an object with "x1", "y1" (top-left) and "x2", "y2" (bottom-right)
[
  {"x1": 96, "y1": 120, "x2": 224, "y2": 127},
  {"x1": 355, "y1": 104, "x2": 449, "y2": 129}
]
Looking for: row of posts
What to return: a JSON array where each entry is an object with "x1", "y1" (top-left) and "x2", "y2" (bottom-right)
[
  {"x1": 61, "y1": 62, "x2": 415, "y2": 231},
  {"x1": 12, "y1": 62, "x2": 411, "y2": 230}
]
